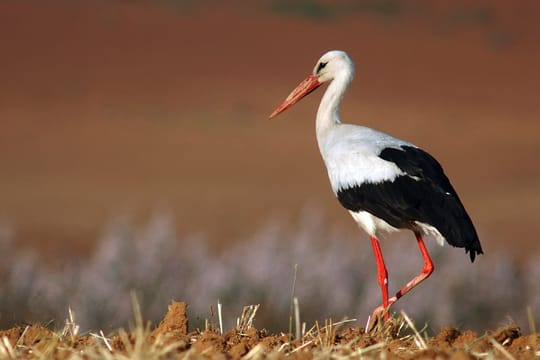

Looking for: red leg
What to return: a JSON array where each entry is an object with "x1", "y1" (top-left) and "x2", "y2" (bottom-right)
[
  {"x1": 367, "y1": 232, "x2": 434, "y2": 330},
  {"x1": 390, "y1": 231, "x2": 434, "y2": 303},
  {"x1": 370, "y1": 236, "x2": 389, "y2": 319}
]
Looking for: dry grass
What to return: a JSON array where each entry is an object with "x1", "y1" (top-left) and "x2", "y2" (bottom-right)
[
  {"x1": 0, "y1": 211, "x2": 538, "y2": 334},
  {"x1": 0, "y1": 299, "x2": 537, "y2": 359}
]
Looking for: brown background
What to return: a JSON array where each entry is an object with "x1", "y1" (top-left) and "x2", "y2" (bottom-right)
[{"x1": 1, "y1": 0, "x2": 539, "y2": 264}]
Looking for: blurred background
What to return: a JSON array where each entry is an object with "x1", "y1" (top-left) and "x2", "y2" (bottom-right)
[{"x1": 0, "y1": 0, "x2": 539, "y2": 333}]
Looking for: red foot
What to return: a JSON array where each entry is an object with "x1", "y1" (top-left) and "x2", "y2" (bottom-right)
[{"x1": 365, "y1": 232, "x2": 435, "y2": 332}]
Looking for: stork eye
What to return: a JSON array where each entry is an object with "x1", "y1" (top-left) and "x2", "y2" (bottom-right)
[{"x1": 316, "y1": 62, "x2": 328, "y2": 74}]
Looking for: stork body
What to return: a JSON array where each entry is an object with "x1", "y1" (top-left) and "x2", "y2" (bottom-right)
[{"x1": 270, "y1": 50, "x2": 483, "y2": 328}]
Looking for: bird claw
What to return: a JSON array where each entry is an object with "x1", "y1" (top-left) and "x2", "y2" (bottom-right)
[{"x1": 365, "y1": 305, "x2": 389, "y2": 332}]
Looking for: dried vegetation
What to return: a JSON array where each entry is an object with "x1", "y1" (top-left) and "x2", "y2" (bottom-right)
[
  {"x1": 1, "y1": 211, "x2": 538, "y2": 332},
  {"x1": 1, "y1": 299, "x2": 539, "y2": 359},
  {"x1": 1, "y1": 211, "x2": 539, "y2": 358}
]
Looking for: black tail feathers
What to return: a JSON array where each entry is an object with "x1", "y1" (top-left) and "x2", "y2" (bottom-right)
[{"x1": 465, "y1": 239, "x2": 483, "y2": 262}]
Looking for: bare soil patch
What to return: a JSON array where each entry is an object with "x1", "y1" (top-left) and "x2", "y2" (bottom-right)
[{"x1": 1, "y1": 301, "x2": 538, "y2": 359}]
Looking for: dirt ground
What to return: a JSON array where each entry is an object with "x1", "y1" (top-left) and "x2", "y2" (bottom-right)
[{"x1": 0, "y1": 301, "x2": 538, "y2": 359}]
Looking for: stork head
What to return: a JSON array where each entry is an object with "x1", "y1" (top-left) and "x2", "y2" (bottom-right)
[
  {"x1": 312, "y1": 50, "x2": 354, "y2": 83},
  {"x1": 269, "y1": 50, "x2": 354, "y2": 119}
]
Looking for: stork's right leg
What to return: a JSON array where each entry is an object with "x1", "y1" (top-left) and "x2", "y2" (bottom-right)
[
  {"x1": 367, "y1": 232, "x2": 434, "y2": 331},
  {"x1": 388, "y1": 231, "x2": 434, "y2": 303}
]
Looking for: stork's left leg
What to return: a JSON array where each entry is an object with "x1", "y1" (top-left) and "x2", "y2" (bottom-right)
[
  {"x1": 367, "y1": 231, "x2": 434, "y2": 330},
  {"x1": 369, "y1": 236, "x2": 389, "y2": 317},
  {"x1": 366, "y1": 236, "x2": 390, "y2": 331}
]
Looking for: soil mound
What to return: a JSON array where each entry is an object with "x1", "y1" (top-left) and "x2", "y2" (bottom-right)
[{"x1": 0, "y1": 301, "x2": 538, "y2": 359}]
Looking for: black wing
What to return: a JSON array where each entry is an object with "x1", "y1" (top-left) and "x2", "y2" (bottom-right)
[{"x1": 337, "y1": 145, "x2": 483, "y2": 262}]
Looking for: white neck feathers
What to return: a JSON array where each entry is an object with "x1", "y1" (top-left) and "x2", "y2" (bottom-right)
[{"x1": 316, "y1": 68, "x2": 354, "y2": 142}]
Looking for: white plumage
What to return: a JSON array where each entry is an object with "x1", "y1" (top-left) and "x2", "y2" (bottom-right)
[{"x1": 320, "y1": 125, "x2": 412, "y2": 193}]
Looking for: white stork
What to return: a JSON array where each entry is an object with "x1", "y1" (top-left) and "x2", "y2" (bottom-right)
[{"x1": 269, "y1": 50, "x2": 483, "y2": 329}]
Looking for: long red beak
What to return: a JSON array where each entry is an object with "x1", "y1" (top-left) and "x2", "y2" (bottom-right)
[{"x1": 269, "y1": 74, "x2": 321, "y2": 119}]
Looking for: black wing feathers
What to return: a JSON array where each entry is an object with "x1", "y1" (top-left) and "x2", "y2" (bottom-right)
[{"x1": 337, "y1": 145, "x2": 483, "y2": 262}]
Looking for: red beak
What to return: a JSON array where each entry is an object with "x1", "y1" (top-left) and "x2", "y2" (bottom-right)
[{"x1": 269, "y1": 74, "x2": 321, "y2": 119}]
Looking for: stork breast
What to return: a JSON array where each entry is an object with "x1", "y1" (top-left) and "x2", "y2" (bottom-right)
[{"x1": 324, "y1": 149, "x2": 404, "y2": 194}]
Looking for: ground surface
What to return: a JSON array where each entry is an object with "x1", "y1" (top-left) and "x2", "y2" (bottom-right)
[
  {"x1": 1, "y1": 0, "x2": 539, "y2": 263},
  {"x1": 0, "y1": 301, "x2": 538, "y2": 359}
]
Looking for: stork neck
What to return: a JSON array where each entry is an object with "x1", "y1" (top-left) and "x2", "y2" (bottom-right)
[{"x1": 316, "y1": 73, "x2": 351, "y2": 139}]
